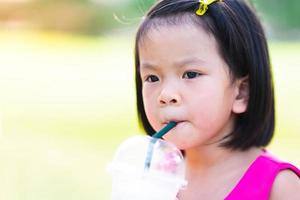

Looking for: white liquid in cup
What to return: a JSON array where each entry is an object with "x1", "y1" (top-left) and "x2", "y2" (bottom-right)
[{"x1": 108, "y1": 135, "x2": 187, "y2": 200}]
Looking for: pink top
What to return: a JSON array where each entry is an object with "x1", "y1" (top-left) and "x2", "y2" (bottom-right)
[{"x1": 225, "y1": 150, "x2": 300, "y2": 200}]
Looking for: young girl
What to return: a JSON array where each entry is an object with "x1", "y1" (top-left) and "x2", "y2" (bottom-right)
[{"x1": 133, "y1": 0, "x2": 300, "y2": 199}]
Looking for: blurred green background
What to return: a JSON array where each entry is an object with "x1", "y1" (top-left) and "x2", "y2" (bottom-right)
[{"x1": 0, "y1": 0, "x2": 299, "y2": 199}]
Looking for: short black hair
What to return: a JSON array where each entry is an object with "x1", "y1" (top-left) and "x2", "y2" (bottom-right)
[{"x1": 134, "y1": 0, "x2": 275, "y2": 151}]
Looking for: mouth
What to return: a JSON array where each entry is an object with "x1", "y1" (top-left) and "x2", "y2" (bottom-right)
[{"x1": 162, "y1": 120, "x2": 185, "y2": 126}]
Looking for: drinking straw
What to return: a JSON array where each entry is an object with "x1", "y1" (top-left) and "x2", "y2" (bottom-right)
[
  {"x1": 144, "y1": 121, "x2": 177, "y2": 170},
  {"x1": 152, "y1": 121, "x2": 177, "y2": 139}
]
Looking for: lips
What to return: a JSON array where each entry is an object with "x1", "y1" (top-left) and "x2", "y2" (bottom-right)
[{"x1": 162, "y1": 119, "x2": 185, "y2": 126}]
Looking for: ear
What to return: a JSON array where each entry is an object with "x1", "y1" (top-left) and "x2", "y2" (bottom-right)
[{"x1": 232, "y1": 76, "x2": 249, "y2": 114}]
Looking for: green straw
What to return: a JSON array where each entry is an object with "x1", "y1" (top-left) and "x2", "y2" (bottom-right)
[
  {"x1": 152, "y1": 121, "x2": 177, "y2": 138},
  {"x1": 144, "y1": 121, "x2": 177, "y2": 170}
]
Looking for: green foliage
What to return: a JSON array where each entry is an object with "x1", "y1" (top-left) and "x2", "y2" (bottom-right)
[
  {"x1": 0, "y1": 1, "x2": 125, "y2": 35},
  {"x1": 252, "y1": 0, "x2": 300, "y2": 38},
  {"x1": 1, "y1": 0, "x2": 299, "y2": 37}
]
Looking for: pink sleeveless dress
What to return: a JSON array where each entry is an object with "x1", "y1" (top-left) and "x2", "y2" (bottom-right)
[{"x1": 225, "y1": 150, "x2": 300, "y2": 200}]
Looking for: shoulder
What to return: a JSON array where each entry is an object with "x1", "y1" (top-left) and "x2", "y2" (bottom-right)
[{"x1": 270, "y1": 169, "x2": 300, "y2": 200}]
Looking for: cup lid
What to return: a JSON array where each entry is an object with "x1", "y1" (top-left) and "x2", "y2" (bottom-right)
[{"x1": 109, "y1": 135, "x2": 186, "y2": 184}]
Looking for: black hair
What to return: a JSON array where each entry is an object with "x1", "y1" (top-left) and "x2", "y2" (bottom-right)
[{"x1": 134, "y1": 0, "x2": 275, "y2": 151}]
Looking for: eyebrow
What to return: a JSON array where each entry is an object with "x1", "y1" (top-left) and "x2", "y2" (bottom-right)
[
  {"x1": 174, "y1": 57, "x2": 206, "y2": 67},
  {"x1": 140, "y1": 61, "x2": 157, "y2": 70},
  {"x1": 140, "y1": 57, "x2": 206, "y2": 70}
]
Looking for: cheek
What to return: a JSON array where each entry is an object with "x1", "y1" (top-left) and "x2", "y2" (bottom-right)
[
  {"x1": 189, "y1": 84, "x2": 234, "y2": 128},
  {"x1": 142, "y1": 87, "x2": 160, "y2": 130},
  {"x1": 190, "y1": 100, "x2": 217, "y2": 131},
  {"x1": 189, "y1": 84, "x2": 220, "y2": 110}
]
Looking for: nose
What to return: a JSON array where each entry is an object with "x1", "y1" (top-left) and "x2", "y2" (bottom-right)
[{"x1": 158, "y1": 85, "x2": 181, "y2": 106}]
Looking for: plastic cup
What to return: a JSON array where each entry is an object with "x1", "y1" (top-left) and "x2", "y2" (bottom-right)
[{"x1": 108, "y1": 135, "x2": 187, "y2": 200}]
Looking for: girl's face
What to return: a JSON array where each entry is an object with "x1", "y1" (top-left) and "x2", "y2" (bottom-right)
[{"x1": 139, "y1": 24, "x2": 243, "y2": 150}]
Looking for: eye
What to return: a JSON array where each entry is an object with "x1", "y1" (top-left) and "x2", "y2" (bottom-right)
[
  {"x1": 182, "y1": 71, "x2": 202, "y2": 79},
  {"x1": 145, "y1": 75, "x2": 159, "y2": 82}
]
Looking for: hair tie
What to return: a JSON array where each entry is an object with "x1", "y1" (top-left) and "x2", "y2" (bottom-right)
[{"x1": 196, "y1": 0, "x2": 219, "y2": 16}]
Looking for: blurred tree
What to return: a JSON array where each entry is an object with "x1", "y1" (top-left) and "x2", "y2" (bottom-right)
[
  {"x1": 0, "y1": 0, "x2": 299, "y2": 37},
  {"x1": 0, "y1": 0, "x2": 132, "y2": 35},
  {"x1": 252, "y1": 0, "x2": 300, "y2": 39},
  {"x1": 253, "y1": 0, "x2": 300, "y2": 28}
]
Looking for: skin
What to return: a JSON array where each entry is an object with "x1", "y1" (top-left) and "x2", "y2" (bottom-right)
[
  {"x1": 270, "y1": 170, "x2": 300, "y2": 200},
  {"x1": 138, "y1": 24, "x2": 300, "y2": 199}
]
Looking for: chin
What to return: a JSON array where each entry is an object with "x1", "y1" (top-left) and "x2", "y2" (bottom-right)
[{"x1": 162, "y1": 136, "x2": 185, "y2": 149}]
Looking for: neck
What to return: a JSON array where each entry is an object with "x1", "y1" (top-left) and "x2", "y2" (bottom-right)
[
  {"x1": 184, "y1": 145, "x2": 262, "y2": 178},
  {"x1": 178, "y1": 145, "x2": 262, "y2": 200}
]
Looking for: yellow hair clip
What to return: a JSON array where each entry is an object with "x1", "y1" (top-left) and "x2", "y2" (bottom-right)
[{"x1": 196, "y1": 0, "x2": 219, "y2": 16}]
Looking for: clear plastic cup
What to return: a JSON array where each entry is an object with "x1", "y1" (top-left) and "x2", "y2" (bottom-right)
[{"x1": 108, "y1": 135, "x2": 187, "y2": 200}]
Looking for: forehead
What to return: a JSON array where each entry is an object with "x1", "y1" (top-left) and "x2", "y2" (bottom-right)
[{"x1": 138, "y1": 24, "x2": 220, "y2": 66}]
